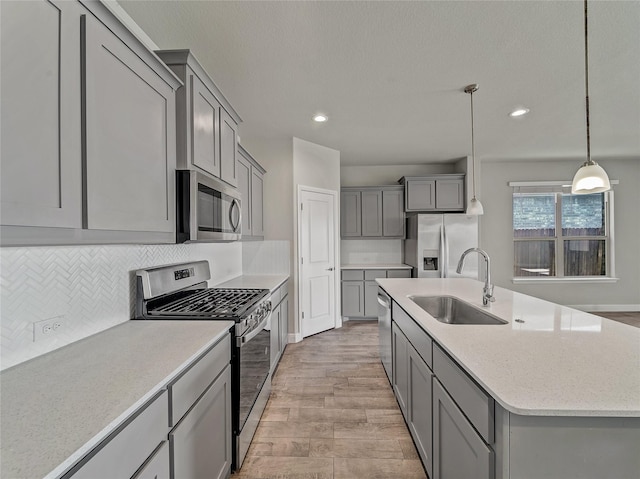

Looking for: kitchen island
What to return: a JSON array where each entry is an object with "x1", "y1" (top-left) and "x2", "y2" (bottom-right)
[{"x1": 377, "y1": 277, "x2": 640, "y2": 479}]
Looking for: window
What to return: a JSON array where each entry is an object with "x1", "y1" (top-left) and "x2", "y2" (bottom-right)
[{"x1": 512, "y1": 184, "x2": 614, "y2": 279}]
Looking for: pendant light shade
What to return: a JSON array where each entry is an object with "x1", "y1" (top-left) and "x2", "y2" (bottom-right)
[
  {"x1": 571, "y1": 0, "x2": 611, "y2": 195},
  {"x1": 464, "y1": 84, "x2": 483, "y2": 215},
  {"x1": 571, "y1": 161, "x2": 611, "y2": 194}
]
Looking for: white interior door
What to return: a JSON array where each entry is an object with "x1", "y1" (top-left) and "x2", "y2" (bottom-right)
[{"x1": 299, "y1": 188, "x2": 337, "y2": 338}]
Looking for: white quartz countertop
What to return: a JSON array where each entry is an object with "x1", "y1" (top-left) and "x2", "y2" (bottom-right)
[
  {"x1": 377, "y1": 278, "x2": 640, "y2": 417},
  {"x1": 341, "y1": 263, "x2": 412, "y2": 270},
  {"x1": 215, "y1": 274, "x2": 288, "y2": 292},
  {"x1": 0, "y1": 320, "x2": 233, "y2": 479}
]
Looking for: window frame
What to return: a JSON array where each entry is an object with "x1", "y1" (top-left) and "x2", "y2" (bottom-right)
[{"x1": 510, "y1": 181, "x2": 617, "y2": 284}]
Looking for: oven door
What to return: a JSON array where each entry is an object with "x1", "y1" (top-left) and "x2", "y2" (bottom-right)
[
  {"x1": 177, "y1": 170, "x2": 241, "y2": 242},
  {"x1": 236, "y1": 313, "x2": 271, "y2": 432}
]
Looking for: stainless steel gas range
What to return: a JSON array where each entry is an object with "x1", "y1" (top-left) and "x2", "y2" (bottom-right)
[{"x1": 134, "y1": 260, "x2": 271, "y2": 471}]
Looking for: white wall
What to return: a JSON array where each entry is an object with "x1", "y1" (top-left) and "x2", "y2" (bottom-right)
[
  {"x1": 479, "y1": 157, "x2": 640, "y2": 310},
  {"x1": 0, "y1": 243, "x2": 242, "y2": 370},
  {"x1": 340, "y1": 162, "x2": 461, "y2": 187},
  {"x1": 292, "y1": 138, "x2": 341, "y2": 337}
]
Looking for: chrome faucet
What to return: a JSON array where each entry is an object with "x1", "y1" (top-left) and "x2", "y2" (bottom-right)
[{"x1": 456, "y1": 248, "x2": 495, "y2": 306}]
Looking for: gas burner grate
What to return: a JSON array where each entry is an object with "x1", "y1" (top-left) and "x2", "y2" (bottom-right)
[{"x1": 147, "y1": 288, "x2": 268, "y2": 319}]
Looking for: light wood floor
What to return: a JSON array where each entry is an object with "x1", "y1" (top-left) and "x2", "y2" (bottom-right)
[
  {"x1": 592, "y1": 311, "x2": 640, "y2": 328},
  {"x1": 232, "y1": 320, "x2": 426, "y2": 479}
]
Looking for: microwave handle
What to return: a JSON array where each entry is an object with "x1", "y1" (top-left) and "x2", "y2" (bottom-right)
[{"x1": 230, "y1": 198, "x2": 242, "y2": 232}]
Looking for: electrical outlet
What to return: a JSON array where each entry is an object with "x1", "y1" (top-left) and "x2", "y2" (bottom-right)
[{"x1": 33, "y1": 316, "x2": 65, "y2": 342}]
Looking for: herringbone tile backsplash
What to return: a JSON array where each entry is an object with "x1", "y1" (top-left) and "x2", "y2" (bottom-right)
[{"x1": 0, "y1": 243, "x2": 242, "y2": 370}]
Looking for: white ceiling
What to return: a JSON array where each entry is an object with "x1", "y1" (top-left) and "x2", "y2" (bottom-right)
[{"x1": 118, "y1": 0, "x2": 640, "y2": 166}]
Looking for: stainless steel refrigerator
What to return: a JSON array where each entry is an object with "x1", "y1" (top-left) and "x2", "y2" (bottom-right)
[{"x1": 404, "y1": 214, "x2": 479, "y2": 279}]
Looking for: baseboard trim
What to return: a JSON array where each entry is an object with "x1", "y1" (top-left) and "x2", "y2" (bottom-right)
[
  {"x1": 288, "y1": 332, "x2": 303, "y2": 343},
  {"x1": 568, "y1": 304, "x2": 640, "y2": 312}
]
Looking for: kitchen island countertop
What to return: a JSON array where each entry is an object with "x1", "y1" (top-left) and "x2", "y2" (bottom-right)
[
  {"x1": 341, "y1": 263, "x2": 412, "y2": 270},
  {"x1": 377, "y1": 277, "x2": 640, "y2": 417},
  {"x1": 0, "y1": 320, "x2": 233, "y2": 479}
]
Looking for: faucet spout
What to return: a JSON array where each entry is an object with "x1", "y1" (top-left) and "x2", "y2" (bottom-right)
[{"x1": 456, "y1": 248, "x2": 495, "y2": 306}]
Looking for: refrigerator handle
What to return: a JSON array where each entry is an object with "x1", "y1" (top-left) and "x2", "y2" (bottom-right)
[{"x1": 441, "y1": 223, "x2": 447, "y2": 278}]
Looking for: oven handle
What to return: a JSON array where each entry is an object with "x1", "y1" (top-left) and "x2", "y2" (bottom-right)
[{"x1": 236, "y1": 314, "x2": 270, "y2": 348}]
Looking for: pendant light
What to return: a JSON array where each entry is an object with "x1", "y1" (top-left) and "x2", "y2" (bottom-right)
[
  {"x1": 571, "y1": 0, "x2": 611, "y2": 194},
  {"x1": 465, "y1": 84, "x2": 484, "y2": 215}
]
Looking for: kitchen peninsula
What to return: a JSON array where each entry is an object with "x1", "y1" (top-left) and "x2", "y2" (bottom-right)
[{"x1": 377, "y1": 277, "x2": 640, "y2": 479}]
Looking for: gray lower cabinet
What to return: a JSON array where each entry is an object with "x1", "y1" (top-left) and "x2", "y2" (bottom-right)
[
  {"x1": 156, "y1": 50, "x2": 242, "y2": 189},
  {"x1": 1, "y1": 0, "x2": 180, "y2": 245},
  {"x1": 170, "y1": 365, "x2": 232, "y2": 479},
  {"x1": 66, "y1": 391, "x2": 169, "y2": 479},
  {"x1": 341, "y1": 186, "x2": 405, "y2": 239},
  {"x1": 433, "y1": 378, "x2": 494, "y2": 479},
  {"x1": 392, "y1": 320, "x2": 434, "y2": 478},
  {"x1": 400, "y1": 175, "x2": 465, "y2": 212},
  {"x1": 132, "y1": 442, "x2": 170, "y2": 479},
  {"x1": 270, "y1": 281, "x2": 289, "y2": 371},
  {"x1": 237, "y1": 145, "x2": 266, "y2": 239},
  {"x1": 342, "y1": 269, "x2": 410, "y2": 318}
]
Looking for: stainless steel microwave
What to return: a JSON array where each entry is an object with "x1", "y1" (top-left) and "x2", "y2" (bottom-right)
[{"x1": 176, "y1": 170, "x2": 241, "y2": 242}]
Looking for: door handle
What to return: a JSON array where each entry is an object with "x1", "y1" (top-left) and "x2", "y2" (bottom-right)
[{"x1": 326, "y1": 267, "x2": 334, "y2": 271}]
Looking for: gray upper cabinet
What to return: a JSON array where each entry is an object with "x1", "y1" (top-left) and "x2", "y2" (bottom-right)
[
  {"x1": 237, "y1": 145, "x2": 266, "y2": 240},
  {"x1": 82, "y1": 13, "x2": 176, "y2": 233},
  {"x1": 1, "y1": 0, "x2": 181, "y2": 245},
  {"x1": 340, "y1": 186, "x2": 404, "y2": 239},
  {"x1": 1, "y1": 0, "x2": 83, "y2": 229},
  {"x1": 401, "y1": 175, "x2": 465, "y2": 212},
  {"x1": 156, "y1": 50, "x2": 242, "y2": 188}
]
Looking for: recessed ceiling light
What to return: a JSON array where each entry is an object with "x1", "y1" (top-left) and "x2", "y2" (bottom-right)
[
  {"x1": 313, "y1": 114, "x2": 328, "y2": 123},
  {"x1": 509, "y1": 108, "x2": 530, "y2": 118}
]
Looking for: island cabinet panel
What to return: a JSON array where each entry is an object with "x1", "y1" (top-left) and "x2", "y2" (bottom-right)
[
  {"x1": 407, "y1": 345, "x2": 434, "y2": 479},
  {"x1": 67, "y1": 391, "x2": 169, "y2": 479},
  {"x1": 433, "y1": 379, "x2": 494, "y2": 479},
  {"x1": 391, "y1": 322, "x2": 410, "y2": 417},
  {"x1": 132, "y1": 442, "x2": 170, "y2": 479},
  {"x1": 83, "y1": 13, "x2": 176, "y2": 233},
  {"x1": 0, "y1": 0, "x2": 83, "y2": 229}
]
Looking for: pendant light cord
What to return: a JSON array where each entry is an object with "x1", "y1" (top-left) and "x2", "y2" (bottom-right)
[
  {"x1": 470, "y1": 89, "x2": 477, "y2": 199},
  {"x1": 584, "y1": 0, "x2": 592, "y2": 165}
]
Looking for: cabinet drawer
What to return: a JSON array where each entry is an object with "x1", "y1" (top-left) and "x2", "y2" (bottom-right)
[
  {"x1": 364, "y1": 269, "x2": 386, "y2": 280},
  {"x1": 433, "y1": 344, "x2": 494, "y2": 443},
  {"x1": 169, "y1": 334, "x2": 231, "y2": 426},
  {"x1": 342, "y1": 270, "x2": 364, "y2": 281},
  {"x1": 387, "y1": 269, "x2": 411, "y2": 278},
  {"x1": 392, "y1": 302, "x2": 433, "y2": 368},
  {"x1": 68, "y1": 391, "x2": 168, "y2": 479}
]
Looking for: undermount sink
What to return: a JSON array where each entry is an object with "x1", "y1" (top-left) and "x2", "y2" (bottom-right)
[{"x1": 409, "y1": 295, "x2": 507, "y2": 325}]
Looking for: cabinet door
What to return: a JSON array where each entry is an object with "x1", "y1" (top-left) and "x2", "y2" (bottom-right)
[
  {"x1": 237, "y1": 154, "x2": 252, "y2": 236},
  {"x1": 270, "y1": 303, "x2": 281, "y2": 370},
  {"x1": 83, "y1": 14, "x2": 176, "y2": 233},
  {"x1": 280, "y1": 296, "x2": 289, "y2": 351},
  {"x1": 191, "y1": 73, "x2": 221, "y2": 177},
  {"x1": 364, "y1": 280, "x2": 380, "y2": 317},
  {"x1": 435, "y1": 179, "x2": 465, "y2": 210},
  {"x1": 406, "y1": 180, "x2": 436, "y2": 211},
  {"x1": 382, "y1": 189, "x2": 405, "y2": 237},
  {"x1": 132, "y1": 441, "x2": 170, "y2": 479},
  {"x1": 170, "y1": 365, "x2": 232, "y2": 479},
  {"x1": 433, "y1": 379, "x2": 494, "y2": 479},
  {"x1": 250, "y1": 167, "x2": 264, "y2": 237},
  {"x1": 340, "y1": 191, "x2": 361, "y2": 237},
  {"x1": 341, "y1": 281, "x2": 364, "y2": 317},
  {"x1": 220, "y1": 108, "x2": 238, "y2": 187},
  {"x1": 1, "y1": 0, "x2": 82, "y2": 228},
  {"x1": 361, "y1": 190, "x2": 383, "y2": 236},
  {"x1": 392, "y1": 323, "x2": 409, "y2": 418},
  {"x1": 408, "y1": 345, "x2": 434, "y2": 478}
]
